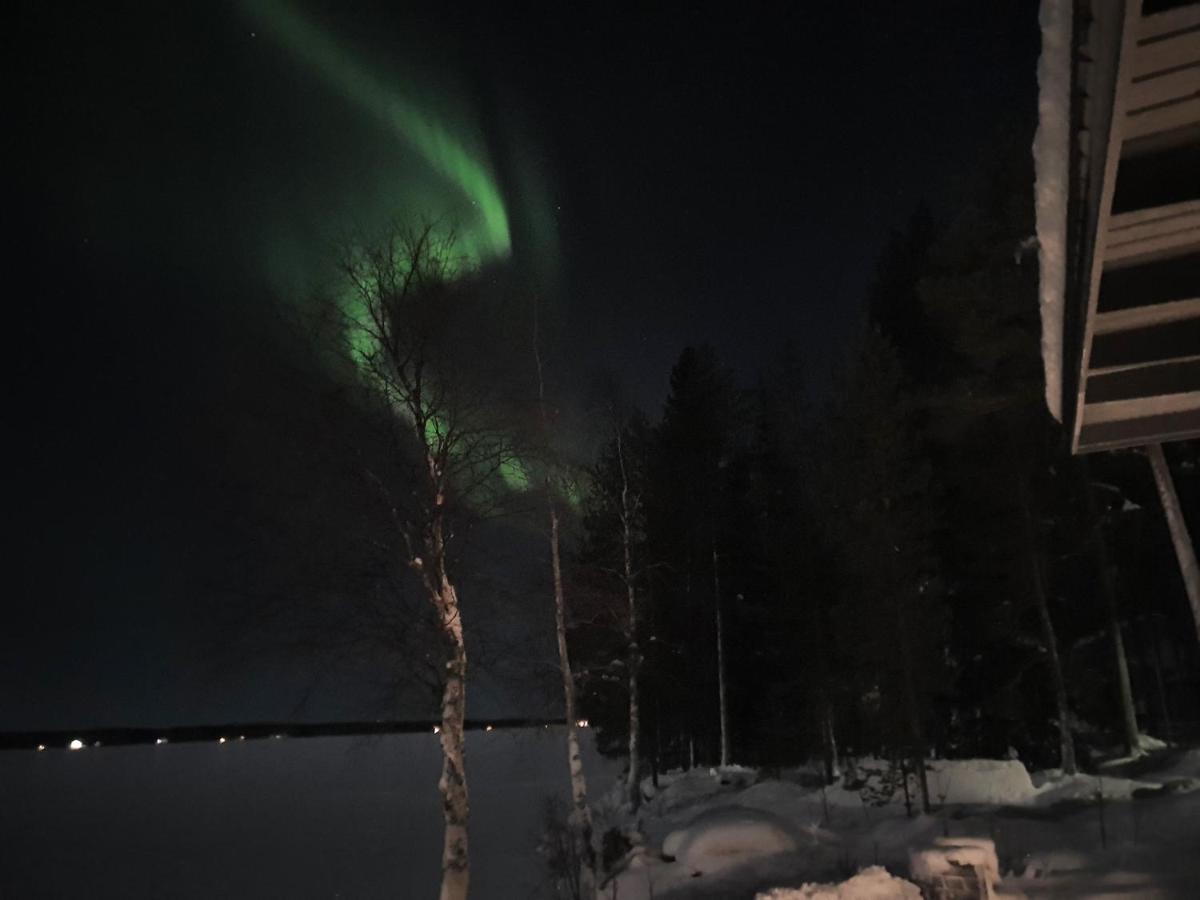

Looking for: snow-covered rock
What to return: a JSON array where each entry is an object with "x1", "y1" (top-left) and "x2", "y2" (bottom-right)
[
  {"x1": 909, "y1": 836, "x2": 999, "y2": 895},
  {"x1": 926, "y1": 758, "x2": 1038, "y2": 806},
  {"x1": 756, "y1": 865, "x2": 922, "y2": 899},
  {"x1": 649, "y1": 766, "x2": 755, "y2": 813}
]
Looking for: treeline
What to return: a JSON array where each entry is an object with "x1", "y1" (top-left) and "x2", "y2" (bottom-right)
[
  {"x1": 235, "y1": 146, "x2": 1196, "y2": 896},
  {"x1": 568, "y1": 150, "x2": 1200, "y2": 801}
]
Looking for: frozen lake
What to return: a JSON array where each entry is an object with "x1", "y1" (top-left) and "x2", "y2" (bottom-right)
[{"x1": 2, "y1": 727, "x2": 623, "y2": 898}]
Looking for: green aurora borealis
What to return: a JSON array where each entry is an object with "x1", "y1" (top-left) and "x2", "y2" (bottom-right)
[
  {"x1": 242, "y1": 0, "x2": 512, "y2": 267},
  {"x1": 243, "y1": 0, "x2": 543, "y2": 493}
]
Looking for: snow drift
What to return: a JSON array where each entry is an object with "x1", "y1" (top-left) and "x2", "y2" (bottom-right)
[{"x1": 756, "y1": 865, "x2": 922, "y2": 899}]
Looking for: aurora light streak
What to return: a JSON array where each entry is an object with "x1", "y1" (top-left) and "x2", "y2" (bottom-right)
[
  {"x1": 241, "y1": 0, "x2": 544, "y2": 497},
  {"x1": 242, "y1": 0, "x2": 511, "y2": 266}
]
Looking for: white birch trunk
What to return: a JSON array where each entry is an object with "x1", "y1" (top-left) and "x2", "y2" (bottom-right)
[
  {"x1": 534, "y1": 323, "x2": 597, "y2": 896},
  {"x1": 893, "y1": 590, "x2": 930, "y2": 814},
  {"x1": 434, "y1": 573, "x2": 469, "y2": 900},
  {"x1": 822, "y1": 703, "x2": 840, "y2": 782},
  {"x1": 616, "y1": 427, "x2": 641, "y2": 810},
  {"x1": 1021, "y1": 481, "x2": 1077, "y2": 775},
  {"x1": 549, "y1": 502, "x2": 597, "y2": 898},
  {"x1": 1081, "y1": 461, "x2": 1140, "y2": 756},
  {"x1": 712, "y1": 546, "x2": 730, "y2": 768},
  {"x1": 421, "y1": 449, "x2": 470, "y2": 900},
  {"x1": 1107, "y1": 598, "x2": 1140, "y2": 757}
]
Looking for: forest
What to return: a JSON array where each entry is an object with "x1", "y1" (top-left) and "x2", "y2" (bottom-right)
[
  {"x1": 566, "y1": 150, "x2": 1199, "y2": 799},
  {"x1": 241, "y1": 140, "x2": 1199, "y2": 897}
]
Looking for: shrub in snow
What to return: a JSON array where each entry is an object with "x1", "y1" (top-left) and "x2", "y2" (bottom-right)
[
  {"x1": 756, "y1": 865, "x2": 922, "y2": 899},
  {"x1": 841, "y1": 759, "x2": 912, "y2": 807},
  {"x1": 537, "y1": 795, "x2": 591, "y2": 900},
  {"x1": 712, "y1": 764, "x2": 758, "y2": 787},
  {"x1": 600, "y1": 827, "x2": 633, "y2": 872}
]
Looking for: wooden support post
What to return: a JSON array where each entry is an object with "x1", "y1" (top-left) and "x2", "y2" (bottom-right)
[{"x1": 1146, "y1": 443, "x2": 1200, "y2": 646}]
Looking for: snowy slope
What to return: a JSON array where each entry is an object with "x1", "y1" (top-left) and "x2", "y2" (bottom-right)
[{"x1": 607, "y1": 751, "x2": 1200, "y2": 899}]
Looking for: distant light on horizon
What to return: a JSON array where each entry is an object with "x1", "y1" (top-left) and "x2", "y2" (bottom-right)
[
  {"x1": 576, "y1": 719, "x2": 589, "y2": 728},
  {"x1": 484, "y1": 725, "x2": 494, "y2": 732},
  {"x1": 218, "y1": 737, "x2": 227, "y2": 744},
  {"x1": 36, "y1": 744, "x2": 46, "y2": 752},
  {"x1": 68, "y1": 739, "x2": 84, "y2": 751},
  {"x1": 156, "y1": 738, "x2": 168, "y2": 745}
]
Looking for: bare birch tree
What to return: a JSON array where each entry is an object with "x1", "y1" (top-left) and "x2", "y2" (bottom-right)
[
  {"x1": 578, "y1": 396, "x2": 650, "y2": 810},
  {"x1": 1018, "y1": 477, "x2": 1077, "y2": 775},
  {"x1": 532, "y1": 318, "x2": 598, "y2": 899},
  {"x1": 614, "y1": 411, "x2": 645, "y2": 808},
  {"x1": 1078, "y1": 457, "x2": 1141, "y2": 758},
  {"x1": 337, "y1": 221, "x2": 519, "y2": 900},
  {"x1": 712, "y1": 543, "x2": 730, "y2": 768}
]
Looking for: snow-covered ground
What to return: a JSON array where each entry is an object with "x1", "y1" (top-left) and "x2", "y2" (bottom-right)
[
  {"x1": 6, "y1": 731, "x2": 1197, "y2": 898},
  {"x1": 0, "y1": 727, "x2": 623, "y2": 898},
  {"x1": 604, "y1": 750, "x2": 1200, "y2": 899}
]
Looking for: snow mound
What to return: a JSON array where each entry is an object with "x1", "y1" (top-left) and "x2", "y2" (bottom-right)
[
  {"x1": 1151, "y1": 748, "x2": 1200, "y2": 781},
  {"x1": 1018, "y1": 850, "x2": 1090, "y2": 879},
  {"x1": 662, "y1": 806, "x2": 797, "y2": 874},
  {"x1": 926, "y1": 758, "x2": 1037, "y2": 805},
  {"x1": 836, "y1": 758, "x2": 1038, "y2": 807},
  {"x1": 756, "y1": 865, "x2": 922, "y2": 899},
  {"x1": 651, "y1": 766, "x2": 757, "y2": 813},
  {"x1": 1099, "y1": 733, "x2": 1171, "y2": 768},
  {"x1": 1138, "y1": 734, "x2": 1167, "y2": 753},
  {"x1": 1033, "y1": 773, "x2": 1158, "y2": 805},
  {"x1": 1166, "y1": 777, "x2": 1200, "y2": 795}
]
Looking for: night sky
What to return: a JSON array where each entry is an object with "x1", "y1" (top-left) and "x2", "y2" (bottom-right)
[{"x1": 10, "y1": 1, "x2": 1039, "y2": 730}]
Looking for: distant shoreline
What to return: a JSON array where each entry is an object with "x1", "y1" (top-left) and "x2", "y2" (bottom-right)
[{"x1": 0, "y1": 717, "x2": 573, "y2": 751}]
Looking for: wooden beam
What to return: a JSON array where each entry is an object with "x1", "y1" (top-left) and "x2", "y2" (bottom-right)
[
  {"x1": 1081, "y1": 391, "x2": 1200, "y2": 425},
  {"x1": 1130, "y1": 24, "x2": 1200, "y2": 78},
  {"x1": 1086, "y1": 357, "x2": 1200, "y2": 401},
  {"x1": 1105, "y1": 235, "x2": 1200, "y2": 267},
  {"x1": 1127, "y1": 65, "x2": 1200, "y2": 114},
  {"x1": 1097, "y1": 252, "x2": 1199, "y2": 312},
  {"x1": 1105, "y1": 198, "x2": 1200, "y2": 265},
  {"x1": 1078, "y1": 407, "x2": 1200, "y2": 450},
  {"x1": 1073, "y1": 0, "x2": 1145, "y2": 453},
  {"x1": 1125, "y1": 95, "x2": 1200, "y2": 141},
  {"x1": 1093, "y1": 296, "x2": 1200, "y2": 333},
  {"x1": 1108, "y1": 198, "x2": 1200, "y2": 230},
  {"x1": 1089, "y1": 316, "x2": 1200, "y2": 368},
  {"x1": 1137, "y1": 3, "x2": 1200, "y2": 42},
  {"x1": 1091, "y1": 353, "x2": 1200, "y2": 376}
]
